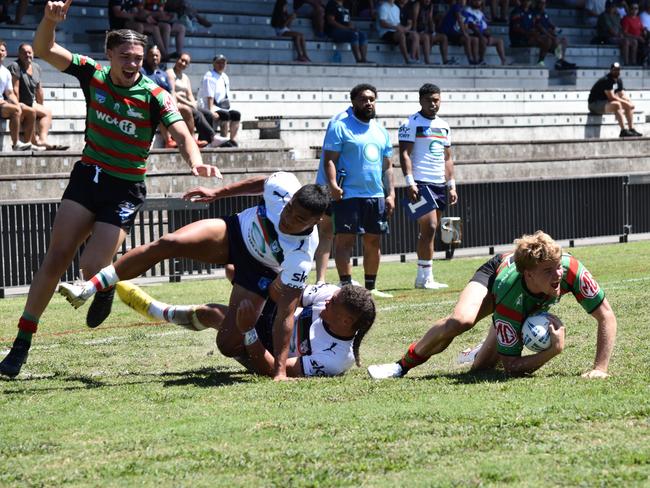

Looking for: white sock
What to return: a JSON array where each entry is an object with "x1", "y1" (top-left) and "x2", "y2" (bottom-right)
[
  {"x1": 86, "y1": 265, "x2": 119, "y2": 295},
  {"x1": 417, "y1": 260, "x2": 432, "y2": 281},
  {"x1": 150, "y1": 302, "x2": 207, "y2": 331}
]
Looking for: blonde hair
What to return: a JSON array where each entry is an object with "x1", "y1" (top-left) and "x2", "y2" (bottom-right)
[{"x1": 513, "y1": 231, "x2": 562, "y2": 272}]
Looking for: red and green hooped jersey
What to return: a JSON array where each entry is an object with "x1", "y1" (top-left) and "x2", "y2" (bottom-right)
[
  {"x1": 492, "y1": 253, "x2": 605, "y2": 356},
  {"x1": 64, "y1": 53, "x2": 183, "y2": 182}
]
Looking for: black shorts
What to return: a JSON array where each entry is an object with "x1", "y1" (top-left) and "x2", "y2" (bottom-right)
[
  {"x1": 469, "y1": 253, "x2": 504, "y2": 291},
  {"x1": 216, "y1": 109, "x2": 241, "y2": 122},
  {"x1": 332, "y1": 197, "x2": 388, "y2": 234},
  {"x1": 61, "y1": 161, "x2": 146, "y2": 232},
  {"x1": 416, "y1": 181, "x2": 448, "y2": 212},
  {"x1": 254, "y1": 299, "x2": 278, "y2": 354},
  {"x1": 224, "y1": 214, "x2": 278, "y2": 298}
]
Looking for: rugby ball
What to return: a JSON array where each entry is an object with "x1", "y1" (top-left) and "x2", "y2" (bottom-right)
[{"x1": 521, "y1": 313, "x2": 557, "y2": 352}]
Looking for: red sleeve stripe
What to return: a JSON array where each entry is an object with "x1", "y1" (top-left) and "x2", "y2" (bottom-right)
[
  {"x1": 495, "y1": 303, "x2": 524, "y2": 323},
  {"x1": 86, "y1": 139, "x2": 145, "y2": 163},
  {"x1": 565, "y1": 256, "x2": 579, "y2": 288},
  {"x1": 90, "y1": 77, "x2": 149, "y2": 110},
  {"x1": 87, "y1": 122, "x2": 150, "y2": 148},
  {"x1": 81, "y1": 155, "x2": 146, "y2": 175},
  {"x1": 89, "y1": 100, "x2": 151, "y2": 128},
  {"x1": 151, "y1": 86, "x2": 163, "y2": 97}
]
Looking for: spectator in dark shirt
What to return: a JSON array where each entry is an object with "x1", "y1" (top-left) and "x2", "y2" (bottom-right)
[
  {"x1": 510, "y1": 0, "x2": 553, "y2": 66},
  {"x1": 533, "y1": 0, "x2": 576, "y2": 69},
  {"x1": 410, "y1": 0, "x2": 454, "y2": 64},
  {"x1": 293, "y1": 0, "x2": 326, "y2": 38},
  {"x1": 0, "y1": 0, "x2": 28, "y2": 24},
  {"x1": 440, "y1": 0, "x2": 480, "y2": 64},
  {"x1": 596, "y1": 0, "x2": 637, "y2": 65},
  {"x1": 272, "y1": 0, "x2": 311, "y2": 62},
  {"x1": 165, "y1": 0, "x2": 212, "y2": 28},
  {"x1": 141, "y1": 0, "x2": 186, "y2": 60},
  {"x1": 108, "y1": 0, "x2": 168, "y2": 59},
  {"x1": 588, "y1": 62, "x2": 641, "y2": 137},
  {"x1": 325, "y1": 0, "x2": 369, "y2": 62},
  {"x1": 141, "y1": 45, "x2": 177, "y2": 148}
]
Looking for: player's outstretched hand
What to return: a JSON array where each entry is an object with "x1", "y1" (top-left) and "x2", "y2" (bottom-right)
[
  {"x1": 183, "y1": 186, "x2": 220, "y2": 202},
  {"x1": 191, "y1": 163, "x2": 223, "y2": 179},
  {"x1": 581, "y1": 369, "x2": 609, "y2": 379},
  {"x1": 44, "y1": 0, "x2": 72, "y2": 23}
]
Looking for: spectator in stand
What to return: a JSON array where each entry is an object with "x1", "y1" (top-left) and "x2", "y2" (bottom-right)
[
  {"x1": 141, "y1": 45, "x2": 178, "y2": 148},
  {"x1": 464, "y1": 0, "x2": 506, "y2": 64},
  {"x1": 197, "y1": 54, "x2": 241, "y2": 148},
  {"x1": 440, "y1": 0, "x2": 481, "y2": 64},
  {"x1": 108, "y1": 0, "x2": 168, "y2": 55},
  {"x1": 324, "y1": 0, "x2": 369, "y2": 63},
  {"x1": 165, "y1": 0, "x2": 212, "y2": 28},
  {"x1": 588, "y1": 62, "x2": 641, "y2": 137},
  {"x1": 410, "y1": 0, "x2": 455, "y2": 64},
  {"x1": 293, "y1": 0, "x2": 326, "y2": 38},
  {"x1": 533, "y1": 0, "x2": 577, "y2": 69},
  {"x1": 355, "y1": 0, "x2": 376, "y2": 19},
  {"x1": 166, "y1": 53, "x2": 228, "y2": 148},
  {"x1": 510, "y1": 0, "x2": 554, "y2": 66},
  {"x1": 0, "y1": 39, "x2": 34, "y2": 150},
  {"x1": 396, "y1": 0, "x2": 422, "y2": 62},
  {"x1": 488, "y1": 0, "x2": 509, "y2": 22},
  {"x1": 640, "y1": 1, "x2": 650, "y2": 37},
  {"x1": 584, "y1": 0, "x2": 607, "y2": 26},
  {"x1": 272, "y1": 0, "x2": 311, "y2": 62},
  {"x1": 621, "y1": 3, "x2": 647, "y2": 65},
  {"x1": 0, "y1": 0, "x2": 27, "y2": 24},
  {"x1": 596, "y1": 0, "x2": 637, "y2": 65},
  {"x1": 141, "y1": 0, "x2": 186, "y2": 60},
  {"x1": 9, "y1": 43, "x2": 68, "y2": 150},
  {"x1": 377, "y1": 0, "x2": 417, "y2": 63}
]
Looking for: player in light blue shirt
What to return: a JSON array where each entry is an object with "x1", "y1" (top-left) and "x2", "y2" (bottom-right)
[{"x1": 322, "y1": 83, "x2": 395, "y2": 298}]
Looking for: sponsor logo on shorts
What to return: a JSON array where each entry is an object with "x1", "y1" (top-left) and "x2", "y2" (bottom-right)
[
  {"x1": 579, "y1": 270, "x2": 600, "y2": 298},
  {"x1": 495, "y1": 319, "x2": 518, "y2": 347},
  {"x1": 117, "y1": 201, "x2": 136, "y2": 223},
  {"x1": 95, "y1": 110, "x2": 137, "y2": 136}
]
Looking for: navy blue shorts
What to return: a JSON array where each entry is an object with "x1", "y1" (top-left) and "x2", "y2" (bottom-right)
[
  {"x1": 470, "y1": 254, "x2": 504, "y2": 291},
  {"x1": 61, "y1": 161, "x2": 146, "y2": 232},
  {"x1": 224, "y1": 214, "x2": 278, "y2": 298},
  {"x1": 332, "y1": 197, "x2": 388, "y2": 234},
  {"x1": 254, "y1": 299, "x2": 278, "y2": 354},
  {"x1": 416, "y1": 182, "x2": 448, "y2": 212}
]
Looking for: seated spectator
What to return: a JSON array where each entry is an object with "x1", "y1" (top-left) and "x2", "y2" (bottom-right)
[
  {"x1": 141, "y1": 0, "x2": 186, "y2": 60},
  {"x1": 533, "y1": 0, "x2": 577, "y2": 69},
  {"x1": 141, "y1": 45, "x2": 178, "y2": 149},
  {"x1": 510, "y1": 0, "x2": 553, "y2": 66},
  {"x1": 488, "y1": 0, "x2": 509, "y2": 22},
  {"x1": 272, "y1": 0, "x2": 312, "y2": 62},
  {"x1": 596, "y1": 1, "x2": 637, "y2": 65},
  {"x1": 584, "y1": 0, "x2": 607, "y2": 26},
  {"x1": 377, "y1": 0, "x2": 417, "y2": 63},
  {"x1": 293, "y1": 0, "x2": 326, "y2": 38},
  {"x1": 588, "y1": 62, "x2": 641, "y2": 137},
  {"x1": 166, "y1": 53, "x2": 228, "y2": 148},
  {"x1": 165, "y1": 0, "x2": 212, "y2": 28},
  {"x1": 464, "y1": 0, "x2": 506, "y2": 64},
  {"x1": 440, "y1": 0, "x2": 480, "y2": 64},
  {"x1": 8, "y1": 43, "x2": 68, "y2": 150},
  {"x1": 197, "y1": 54, "x2": 241, "y2": 148},
  {"x1": 621, "y1": 2, "x2": 647, "y2": 64},
  {"x1": 0, "y1": 0, "x2": 27, "y2": 24},
  {"x1": 640, "y1": 0, "x2": 650, "y2": 35},
  {"x1": 108, "y1": 0, "x2": 168, "y2": 54},
  {"x1": 324, "y1": 0, "x2": 369, "y2": 63},
  {"x1": 0, "y1": 39, "x2": 34, "y2": 150},
  {"x1": 354, "y1": 0, "x2": 376, "y2": 19},
  {"x1": 410, "y1": 0, "x2": 455, "y2": 64}
]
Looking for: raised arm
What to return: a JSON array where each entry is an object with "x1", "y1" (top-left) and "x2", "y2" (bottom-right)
[
  {"x1": 183, "y1": 174, "x2": 268, "y2": 202},
  {"x1": 582, "y1": 298, "x2": 617, "y2": 378},
  {"x1": 33, "y1": 0, "x2": 73, "y2": 72}
]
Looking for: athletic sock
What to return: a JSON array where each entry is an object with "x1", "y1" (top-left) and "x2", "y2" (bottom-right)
[
  {"x1": 339, "y1": 274, "x2": 352, "y2": 285},
  {"x1": 88, "y1": 265, "x2": 120, "y2": 294},
  {"x1": 17, "y1": 312, "x2": 39, "y2": 343},
  {"x1": 364, "y1": 274, "x2": 376, "y2": 291},
  {"x1": 149, "y1": 300, "x2": 207, "y2": 331},
  {"x1": 398, "y1": 342, "x2": 429, "y2": 372},
  {"x1": 417, "y1": 259, "x2": 433, "y2": 281}
]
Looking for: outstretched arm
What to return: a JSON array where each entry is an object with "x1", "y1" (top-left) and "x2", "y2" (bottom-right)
[
  {"x1": 582, "y1": 298, "x2": 616, "y2": 378},
  {"x1": 268, "y1": 278, "x2": 304, "y2": 381},
  {"x1": 33, "y1": 0, "x2": 73, "y2": 72},
  {"x1": 183, "y1": 174, "x2": 268, "y2": 202},
  {"x1": 166, "y1": 121, "x2": 222, "y2": 178}
]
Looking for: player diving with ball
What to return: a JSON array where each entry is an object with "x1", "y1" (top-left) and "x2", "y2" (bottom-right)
[{"x1": 367, "y1": 231, "x2": 617, "y2": 379}]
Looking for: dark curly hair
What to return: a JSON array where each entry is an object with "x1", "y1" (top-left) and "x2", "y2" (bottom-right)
[{"x1": 338, "y1": 285, "x2": 376, "y2": 367}]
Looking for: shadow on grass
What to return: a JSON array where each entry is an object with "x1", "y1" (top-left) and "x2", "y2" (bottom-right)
[{"x1": 418, "y1": 369, "x2": 510, "y2": 383}]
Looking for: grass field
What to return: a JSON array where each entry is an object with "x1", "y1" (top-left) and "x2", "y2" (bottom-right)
[{"x1": 1, "y1": 241, "x2": 650, "y2": 487}]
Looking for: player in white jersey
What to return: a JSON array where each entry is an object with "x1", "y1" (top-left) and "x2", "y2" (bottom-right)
[
  {"x1": 398, "y1": 84, "x2": 458, "y2": 290},
  {"x1": 115, "y1": 279, "x2": 377, "y2": 377},
  {"x1": 59, "y1": 172, "x2": 330, "y2": 381}
]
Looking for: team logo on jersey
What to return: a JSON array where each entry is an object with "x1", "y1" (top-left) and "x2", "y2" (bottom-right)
[
  {"x1": 95, "y1": 110, "x2": 137, "y2": 135},
  {"x1": 495, "y1": 319, "x2": 518, "y2": 347},
  {"x1": 363, "y1": 143, "x2": 381, "y2": 163},
  {"x1": 95, "y1": 89, "x2": 107, "y2": 104},
  {"x1": 127, "y1": 106, "x2": 145, "y2": 119},
  {"x1": 117, "y1": 201, "x2": 136, "y2": 223},
  {"x1": 579, "y1": 270, "x2": 600, "y2": 298},
  {"x1": 257, "y1": 277, "x2": 272, "y2": 291},
  {"x1": 161, "y1": 92, "x2": 178, "y2": 114}
]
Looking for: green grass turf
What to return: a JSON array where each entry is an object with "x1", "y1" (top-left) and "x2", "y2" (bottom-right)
[{"x1": 1, "y1": 241, "x2": 649, "y2": 486}]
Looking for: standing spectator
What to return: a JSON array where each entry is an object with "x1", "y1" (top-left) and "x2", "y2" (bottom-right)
[
  {"x1": 166, "y1": 53, "x2": 228, "y2": 148},
  {"x1": 9, "y1": 43, "x2": 68, "y2": 150},
  {"x1": 596, "y1": 1, "x2": 637, "y2": 65},
  {"x1": 533, "y1": 0, "x2": 577, "y2": 70},
  {"x1": 324, "y1": 0, "x2": 369, "y2": 63},
  {"x1": 399, "y1": 84, "x2": 457, "y2": 290},
  {"x1": 323, "y1": 83, "x2": 395, "y2": 298},
  {"x1": 440, "y1": 0, "x2": 481, "y2": 64},
  {"x1": 510, "y1": 0, "x2": 553, "y2": 66},
  {"x1": 141, "y1": 0, "x2": 186, "y2": 60},
  {"x1": 272, "y1": 0, "x2": 311, "y2": 62},
  {"x1": 197, "y1": 54, "x2": 241, "y2": 148},
  {"x1": 293, "y1": 0, "x2": 326, "y2": 38},
  {"x1": 108, "y1": 0, "x2": 168, "y2": 56},
  {"x1": 588, "y1": 62, "x2": 641, "y2": 137},
  {"x1": 0, "y1": 0, "x2": 28, "y2": 24},
  {"x1": 410, "y1": 0, "x2": 454, "y2": 65},
  {"x1": 377, "y1": 0, "x2": 416, "y2": 63},
  {"x1": 621, "y1": 3, "x2": 647, "y2": 64},
  {"x1": 0, "y1": 39, "x2": 34, "y2": 150},
  {"x1": 464, "y1": 0, "x2": 506, "y2": 65}
]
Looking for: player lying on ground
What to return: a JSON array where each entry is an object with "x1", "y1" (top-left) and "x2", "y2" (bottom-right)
[
  {"x1": 59, "y1": 172, "x2": 330, "y2": 381},
  {"x1": 116, "y1": 279, "x2": 376, "y2": 377},
  {"x1": 367, "y1": 231, "x2": 617, "y2": 379}
]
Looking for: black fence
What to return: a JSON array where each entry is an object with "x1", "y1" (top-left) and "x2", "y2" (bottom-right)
[{"x1": 1, "y1": 175, "x2": 649, "y2": 294}]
